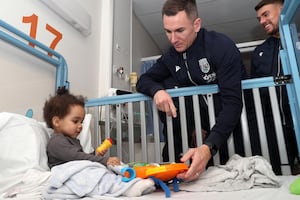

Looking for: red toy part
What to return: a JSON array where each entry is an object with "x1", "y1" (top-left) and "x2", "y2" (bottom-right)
[{"x1": 133, "y1": 163, "x2": 188, "y2": 182}]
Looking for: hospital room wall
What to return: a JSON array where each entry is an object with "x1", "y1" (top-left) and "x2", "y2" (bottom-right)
[
  {"x1": 0, "y1": 0, "x2": 161, "y2": 120},
  {"x1": 131, "y1": 12, "x2": 162, "y2": 78},
  {"x1": 112, "y1": 0, "x2": 161, "y2": 92},
  {"x1": 0, "y1": 0, "x2": 109, "y2": 120}
]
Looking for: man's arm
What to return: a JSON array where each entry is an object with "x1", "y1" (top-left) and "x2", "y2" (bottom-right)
[
  {"x1": 136, "y1": 57, "x2": 177, "y2": 117},
  {"x1": 136, "y1": 57, "x2": 171, "y2": 97},
  {"x1": 205, "y1": 34, "x2": 244, "y2": 150}
]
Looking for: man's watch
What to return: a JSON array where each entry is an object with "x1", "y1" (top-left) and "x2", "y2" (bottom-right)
[{"x1": 204, "y1": 141, "x2": 218, "y2": 157}]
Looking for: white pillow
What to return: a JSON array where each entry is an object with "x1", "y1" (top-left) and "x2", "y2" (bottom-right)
[
  {"x1": 0, "y1": 112, "x2": 50, "y2": 193},
  {"x1": 0, "y1": 112, "x2": 95, "y2": 194},
  {"x1": 77, "y1": 113, "x2": 94, "y2": 153}
]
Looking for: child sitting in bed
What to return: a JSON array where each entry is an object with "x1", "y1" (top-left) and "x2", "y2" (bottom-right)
[
  {"x1": 43, "y1": 87, "x2": 120, "y2": 168},
  {"x1": 42, "y1": 88, "x2": 156, "y2": 198}
]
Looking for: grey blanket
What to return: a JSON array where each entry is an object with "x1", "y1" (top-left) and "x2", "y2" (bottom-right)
[
  {"x1": 43, "y1": 160, "x2": 155, "y2": 199},
  {"x1": 180, "y1": 154, "x2": 281, "y2": 192}
]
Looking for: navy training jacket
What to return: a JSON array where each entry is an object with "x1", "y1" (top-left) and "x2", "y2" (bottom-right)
[
  {"x1": 251, "y1": 36, "x2": 281, "y2": 78},
  {"x1": 136, "y1": 28, "x2": 246, "y2": 150},
  {"x1": 251, "y1": 36, "x2": 292, "y2": 129}
]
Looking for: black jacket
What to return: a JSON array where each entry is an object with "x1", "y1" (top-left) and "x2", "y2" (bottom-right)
[
  {"x1": 250, "y1": 36, "x2": 298, "y2": 174},
  {"x1": 251, "y1": 36, "x2": 291, "y2": 124},
  {"x1": 137, "y1": 28, "x2": 246, "y2": 150},
  {"x1": 251, "y1": 37, "x2": 281, "y2": 78}
]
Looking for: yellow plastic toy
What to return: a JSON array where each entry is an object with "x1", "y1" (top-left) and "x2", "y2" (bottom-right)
[{"x1": 96, "y1": 138, "x2": 113, "y2": 154}]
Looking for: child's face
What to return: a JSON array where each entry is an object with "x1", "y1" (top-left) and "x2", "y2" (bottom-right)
[{"x1": 54, "y1": 105, "x2": 85, "y2": 138}]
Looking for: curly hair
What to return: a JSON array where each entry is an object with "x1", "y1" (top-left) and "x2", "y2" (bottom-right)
[
  {"x1": 43, "y1": 87, "x2": 85, "y2": 128},
  {"x1": 162, "y1": 0, "x2": 198, "y2": 20}
]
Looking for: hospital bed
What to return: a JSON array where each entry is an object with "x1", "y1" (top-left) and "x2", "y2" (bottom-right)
[{"x1": 1, "y1": 0, "x2": 300, "y2": 199}]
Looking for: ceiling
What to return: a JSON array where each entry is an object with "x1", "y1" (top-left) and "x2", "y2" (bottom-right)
[{"x1": 132, "y1": 0, "x2": 267, "y2": 53}]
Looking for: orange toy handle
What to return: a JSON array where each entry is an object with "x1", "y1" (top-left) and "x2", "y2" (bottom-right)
[
  {"x1": 96, "y1": 138, "x2": 113, "y2": 153},
  {"x1": 134, "y1": 163, "x2": 188, "y2": 182}
]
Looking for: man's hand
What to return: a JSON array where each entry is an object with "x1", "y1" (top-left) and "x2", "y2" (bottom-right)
[
  {"x1": 176, "y1": 144, "x2": 211, "y2": 182},
  {"x1": 153, "y1": 90, "x2": 177, "y2": 118}
]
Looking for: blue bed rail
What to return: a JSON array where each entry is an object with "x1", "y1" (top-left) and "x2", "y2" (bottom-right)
[
  {"x1": 85, "y1": 77, "x2": 277, "y2": 107},
  {"x1": 85, "y1": 76, "x2": 296, "y2": 175},
  {"x1": 0, "y1": 19, "x2": 69, "y2": 90},
  {"x1": 279, "y1": 0, "x2": 300, "y2": 156},
  {"x1": 0, "y1": 0, "x2": 299, "y2": 176},
  {"x1": 84, "y1": 0, "x2": 300, "y2": 175}
]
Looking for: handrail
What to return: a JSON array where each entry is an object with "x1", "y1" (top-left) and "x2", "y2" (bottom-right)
[
  {"x1": 0, "y1": 20, "x2": 69, "y2": 90},
  {"x1": 85, "y1": 76, "x2": 277, "y2": 107},
  {"x1": 279, "y1": 0, "x2": 300, "y2": 155}
]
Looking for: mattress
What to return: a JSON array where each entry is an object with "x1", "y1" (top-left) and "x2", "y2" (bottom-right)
[
  {"x1": 1, "y1": 112, "x2": 299, "y2": 200},
  {"x1": 117, "y1": 175, "x2": 299, "y2": 200}
]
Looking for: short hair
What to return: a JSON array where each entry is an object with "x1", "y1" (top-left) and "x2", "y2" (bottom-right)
[
  {"x1": 254, "y1": 0, "x2": 284, "y2": 11},
  {"x1": 162, "y1": 0, "x2": 198, "y2": 20},
  {"x1": 43, "y1": 87, "x2": 85, "y2": 128}
]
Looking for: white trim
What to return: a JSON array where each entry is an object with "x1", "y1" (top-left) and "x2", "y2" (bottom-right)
[
  {"x1": 98, "y1": 0, "x2": 114, "y2": 96},
  {"x1": 237, "y1": 40, "x2": 265, "y2": 53},
  {"x1": 40, "y1": 0, "x2": 91, "y2": 36},
  {"x1": 140, "y1": 40, "x2": 265, "y2": 61},
  {"x1": 236, "y1": 40, "x2": 265, "y2": 48},
  {"x1": 141, "y1": 55, "x2": 161, "y2": 62}
]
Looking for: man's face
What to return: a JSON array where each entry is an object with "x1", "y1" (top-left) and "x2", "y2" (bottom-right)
[
  {"x1": 163, "y1": 10, "x2": 201, "y2": 52},
  {"x1": 256, "y1": 3, "x2": 282, "y2": 37}
]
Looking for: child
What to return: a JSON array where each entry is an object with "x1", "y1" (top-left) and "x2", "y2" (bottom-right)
[{"x1": 43, "y1": 87, "x2": 120, "y2": 168}]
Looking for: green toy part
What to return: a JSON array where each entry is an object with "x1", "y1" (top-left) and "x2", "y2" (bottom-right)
[{"x1": 290, "y1": 176, "x2": 300, "y2": 195}]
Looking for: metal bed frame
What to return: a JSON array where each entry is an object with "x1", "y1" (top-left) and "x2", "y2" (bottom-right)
[
  {"x1": 0, "y1": 19, "x2": 69, "y2": 91},
  {"x1": 84, "y1": 0, "x2": 300, "y2": 175},
  {"x1": 1, "y1": 0, "x2": 299, "y2": 176}
]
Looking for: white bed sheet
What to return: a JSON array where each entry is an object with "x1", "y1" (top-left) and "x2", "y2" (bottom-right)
[
  {"x1": 2, "y1": 174, "x2": 298, "y2": 200},
  {"x1": 1, "y1": 112, "x2": 299, "y2": 199},
  {"x1": 116, "y1": 175, "x2": 299, "y2": 200}
]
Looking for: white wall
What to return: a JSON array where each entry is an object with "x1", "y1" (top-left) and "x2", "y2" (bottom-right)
[
  {"x1": 112, "y1": 0, "x2": 131, "y2": 91},
  {"x1": 98, "y1": 0, "x2": 162, "y2": 92},
  {"x1": 0, "y1": 0, "x2": 161, "y2": 120},
  {"x1": 112, "y1": 0, "x2": 161, "y2": 90},
  {"x1": 132, "y1": 12, "x2": 161, "y2": 76},
  {"x1": 0, "y1": 0, "x2": 108, "y2": 120},
  {"x1": 98, "y1": 0, "x2": 114, "y2": 97}
]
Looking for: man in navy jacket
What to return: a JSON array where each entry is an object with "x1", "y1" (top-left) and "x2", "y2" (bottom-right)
[
  {"x1": 136, "y1": 0, "x2": 246, "y2": 181},
  {"x1": 252, "y1": 0, "x2": 299, "y2": 174}
]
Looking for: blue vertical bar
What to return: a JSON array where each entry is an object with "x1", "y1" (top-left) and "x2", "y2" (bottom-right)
[{"x1": 279, "y1": 0, "x2": 300, "y2": 155}]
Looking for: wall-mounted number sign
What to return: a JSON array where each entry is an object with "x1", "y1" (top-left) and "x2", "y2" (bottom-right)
[{"x1": 23, "y1": 14, "x2": 62, "y2": 56}]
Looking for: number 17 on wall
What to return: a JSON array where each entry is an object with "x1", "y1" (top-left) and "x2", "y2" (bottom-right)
[{"x1": 23, "y1": 14, "x2": 62, "y2": 57}]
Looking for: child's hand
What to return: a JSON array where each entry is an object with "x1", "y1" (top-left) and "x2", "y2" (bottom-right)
[
  {"x1": 96, "y1": 149, "x2": 107, "y2": 156},
  {"x1": 107, "y1": 157, "x2": 121, "y2": 166}
]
